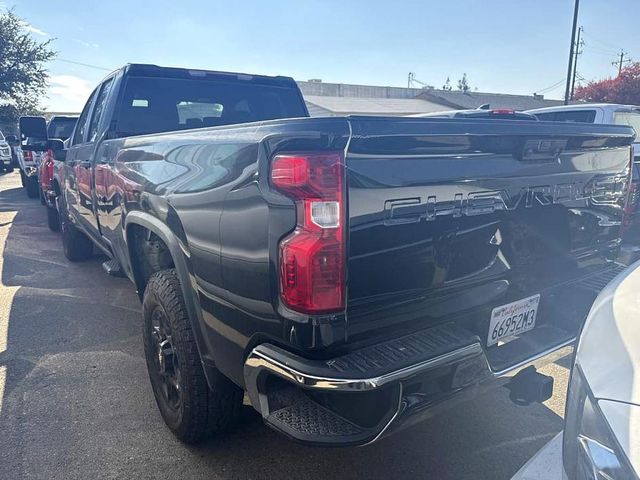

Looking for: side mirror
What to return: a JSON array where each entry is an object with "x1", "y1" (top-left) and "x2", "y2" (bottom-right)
[
  {"x1": 5, "y1": 135, "x2": 18, "y2": 145},
  {"x1": 48, "y1": 138, "x2": 66, "y2": 161},
  {"x1": 19, "y1": 116, "x2": 48, "y2": 138},
  {"x1": 19, "y1": 116, "x2": 48, "y2": 151}
]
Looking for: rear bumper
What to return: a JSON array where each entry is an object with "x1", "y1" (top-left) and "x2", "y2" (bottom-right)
[{"x1": 244, "y1": 322, "x2": 574, "y2": 446}]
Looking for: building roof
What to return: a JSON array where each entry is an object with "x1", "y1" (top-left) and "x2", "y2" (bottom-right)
[
  {"x1": 418, "y1": 90, "x2": 564, "y2": 111},
  {"x1": 304, "y1": 95, "x2": 447, "y2": 116}
]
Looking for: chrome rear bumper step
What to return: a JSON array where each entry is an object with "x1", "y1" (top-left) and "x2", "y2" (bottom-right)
[{"x1": 244, "y1": 321, "x2": 574, "y2": 446}]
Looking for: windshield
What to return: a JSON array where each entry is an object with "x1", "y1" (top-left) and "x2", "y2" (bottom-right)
[
  {"x1": 115, "y1": 76, "x2": 307, "y2": 136},
  {"x1": 614, "y1": 110, "x2": 640, "y2": 135},
  {"x1": 47, "y1": 118, "x2": 77, "y2": 141},
  {"x1": 0, "y1": 130, "x2": 4, "y2": 141}
]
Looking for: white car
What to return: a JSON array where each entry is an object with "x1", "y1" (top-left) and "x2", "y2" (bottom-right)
[
  {"x1": 527, "y1": 104, "x2": 640, "y2": 264},
  {"x1": 514, "y1": 261, "x2": 640, "y2": 479},
  {"x1": 0, "y1": 130, "x2": 13, "y2": 172},
  {"x1": 525, "y1": 103, "x2": 640, "y2": 153}
]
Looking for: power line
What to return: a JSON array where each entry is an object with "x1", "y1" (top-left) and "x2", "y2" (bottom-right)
[
  {"x1": 582, "y1": 30, "x2": 623, "y2": 53},
  {"x1": 536, "y1": 78, "x2": 566, "y2": 94},
  {"x1": 56, "y1": 58, "x2": 113, "y2": 71},
  {"x1": 407, "y1": 72, "x2": 432, "y2": 88}
]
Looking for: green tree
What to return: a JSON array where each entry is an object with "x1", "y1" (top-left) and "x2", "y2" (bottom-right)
[
  {"x1": 457, "y1": 73, "x2": 471, "y2": 93},
  {"x1": 0, "y1": 9, "x2": 55, "y2": 129}
]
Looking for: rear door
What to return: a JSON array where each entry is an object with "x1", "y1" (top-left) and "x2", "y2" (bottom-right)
[
  {"x1": 65, "y1": 89, "x2": 97, "y2": 226},
  {"x1": 69, "y1": 76, "x2": 115, "y2": 234}
]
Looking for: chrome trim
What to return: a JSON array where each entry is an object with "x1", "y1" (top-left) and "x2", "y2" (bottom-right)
[
  {"x1": 363, "y1": 383, "x2": 404, "y2": 446},
  {"x1": 245, "y1": 338, "x2": 574, "y2": 394},
  {"x1": 245, "y1": 343, "x2": 483, "y2": 392},
  {"x1": 491, "y1": 339, "x2": 575, "y2": 378}
]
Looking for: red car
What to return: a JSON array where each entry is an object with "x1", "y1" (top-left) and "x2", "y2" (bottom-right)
[{"x1": 38, "y1": 116, "x2": 77, "y2": 231}]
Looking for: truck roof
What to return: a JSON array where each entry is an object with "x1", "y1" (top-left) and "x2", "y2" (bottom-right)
[
  {"x1": 526, "y1": 103, "x2": 640, "y2": 114},
  {"x1": 111, "y1": 63, "x2": 299, "y2": 89}
]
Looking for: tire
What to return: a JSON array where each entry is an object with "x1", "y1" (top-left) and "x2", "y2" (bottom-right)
[
  {"x1": 39, "y1": 187, "x2": 46, "y2": 205},
  {"x1": 19, "y1": 170, "x2": 26, "y2": 187},
  {"x1": 142, "y1": 269, "x2": 242, "y2": 444},
  {"x1": 61, "y1": 217, "x2": 93, "y2": 261},
  {"x1": 25, "y1": 178, "x2": 39, "y2": 198},
  {"x1": 5, "y1": 166, "x2": 13, "y2": 173},
  {"x1": 46, "y1": 205, "x2": 60, "y2": 232}
]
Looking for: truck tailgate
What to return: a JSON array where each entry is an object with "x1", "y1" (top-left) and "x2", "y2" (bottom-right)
[{"x1": 345, "y1": 117, "x2": 634, "y2": 358}]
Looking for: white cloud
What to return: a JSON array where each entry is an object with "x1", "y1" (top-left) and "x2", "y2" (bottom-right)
[
  {"x1": 47, "y1": 75, "x2": 93, "y2": 111},
  {"x1": 20, "y1": 21, "x2": 49, "y2": 37},
  {"x1": 72, "y1": 38, "x2": 99, "y2": 49}
]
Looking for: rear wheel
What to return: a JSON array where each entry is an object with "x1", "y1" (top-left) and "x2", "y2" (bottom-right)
[
  {"x1": 61, "y1": 216, "x2": 93, "y2": 261},
  {"x1": 19, "y1": 170, "x2": 26, "y2": 187},
  {"x1": 142, "y1": 269, "x2": 242, "y2": 444},
  {"x1": 46, "y1": 204, "x2": 60, "y2": 232},
  {"x1": 4, "y1": 166, "x2": 13, "y2": 173}
]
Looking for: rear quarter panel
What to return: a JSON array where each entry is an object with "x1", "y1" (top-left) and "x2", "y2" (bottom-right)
[{"x1": 97, "y1": 117, "x2": 350, "y2": 385}]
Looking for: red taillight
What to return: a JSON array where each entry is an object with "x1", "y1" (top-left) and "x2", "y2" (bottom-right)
[
  {"x1": 490, "y1": 109, "x2": 515, "y2": 115},
  {"x1": 24, "y1": 150, "x2": 33, "y2": 161},
  {"x1": 271, "y1": 152, "x2": 345, "y2": 314}
]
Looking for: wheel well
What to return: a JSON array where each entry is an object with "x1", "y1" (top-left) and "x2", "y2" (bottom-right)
[
  {"x1": 127, "y1": 224, "x2": 175, "y2": 296},
  {"x1": 52, "y1": 178, "x2": 61, "y2": 196}
]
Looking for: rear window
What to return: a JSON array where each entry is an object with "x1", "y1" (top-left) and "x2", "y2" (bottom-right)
[
  {"x1": 47, "y1": 118, "x2": 78, "y2": 141},
  {"x1": 115, "y1": 76, "x2": 307, "y2": 136},
  {"x1": 534, "y1": 110, "x2": 597, "y2": 123},
  {"x1": 613, "y1": 110, "x2": 640, "y2": 134}
]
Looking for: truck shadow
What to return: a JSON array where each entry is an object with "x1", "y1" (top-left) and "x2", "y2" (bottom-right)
[{"x1": 0, "y1": 173, "x2": 565, "y2": 480}]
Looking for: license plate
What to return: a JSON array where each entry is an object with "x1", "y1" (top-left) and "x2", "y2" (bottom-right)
[{"x1": 487, "y1": 294, "x2": 540, "y2": 346}]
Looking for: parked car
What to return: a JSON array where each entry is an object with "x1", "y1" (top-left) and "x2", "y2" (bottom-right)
[
  {"x1": 14, "y1": 133, "x2": 44, "y2": 198},
  {"x1": 513, "y1": 261, "x2": 640, "y2": 480},
  {"x1": 526, "y1": 104, "x2": 640, "y2": 261},
  {"x1": 4, "y1": 134, "x2": 20, "y2": 169},
  {"x1": 22, "y1": 63, "x2": 636, "y2": 448},
  {"x1": 0, "y1": 130, "x2": 13, "y2": 172},
  {"x1": 413, "y1": 107, "x2": 539, "y2": 121},
  {"x1": 38, "y1": 116, "x2": 78, "y2": 231}
]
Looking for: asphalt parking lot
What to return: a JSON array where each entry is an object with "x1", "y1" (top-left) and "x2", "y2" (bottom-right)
[{"x1": 0, "y1": 169, "x2": 571, "y2": 480}]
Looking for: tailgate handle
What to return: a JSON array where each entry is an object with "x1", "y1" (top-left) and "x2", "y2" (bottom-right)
[{"x1": 521, "y1": 139, "x2": 567, "y2": 162}]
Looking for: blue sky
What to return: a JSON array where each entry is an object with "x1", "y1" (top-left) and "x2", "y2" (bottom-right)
[{"x1": 3, "y1": 0, "x2": 639, "y2": 111}]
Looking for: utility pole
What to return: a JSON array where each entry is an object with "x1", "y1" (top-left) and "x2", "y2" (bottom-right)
[
  {"x1": 612, "y1": 50, "x2": 631, "y2": 76},
  {"x1": 564, "y1": 0, "x2": 580, "y2": 104},
  {"x1": 408, "y1": 72, "x2": 414, "y2": 89},
  {"x1": 570, "y1": 26, "x2": 584, "y2": 100}
]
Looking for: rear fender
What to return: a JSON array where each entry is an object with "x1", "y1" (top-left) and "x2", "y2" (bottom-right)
[{"x1": 124, "y1": 211, "x2": 221, "y2": 388}]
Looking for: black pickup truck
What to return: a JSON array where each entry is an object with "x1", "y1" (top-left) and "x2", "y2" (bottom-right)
[{"x1": 22, "y1": 64, "x2": 636, "y2": 446}]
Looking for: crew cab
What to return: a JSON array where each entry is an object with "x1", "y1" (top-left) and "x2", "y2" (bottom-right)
[
  {"x1": 22, "y1": 63, "x2": 637, "y2": 447},
  {"x1": 526, "y1": 104, "x2": 640, "y2": 260}
]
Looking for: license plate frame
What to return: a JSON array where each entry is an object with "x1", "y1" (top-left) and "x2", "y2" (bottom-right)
[{"x1": 487, "y1": 294, "x2": 540, "y2": 347}]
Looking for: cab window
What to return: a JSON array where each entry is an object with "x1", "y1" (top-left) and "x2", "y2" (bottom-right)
[
  {"x1": 613, "y1": 110, "x2": 640, "y2": 134},
  {"x1": 72, "y1": 90, "x2": 97, "y2": 145}
]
